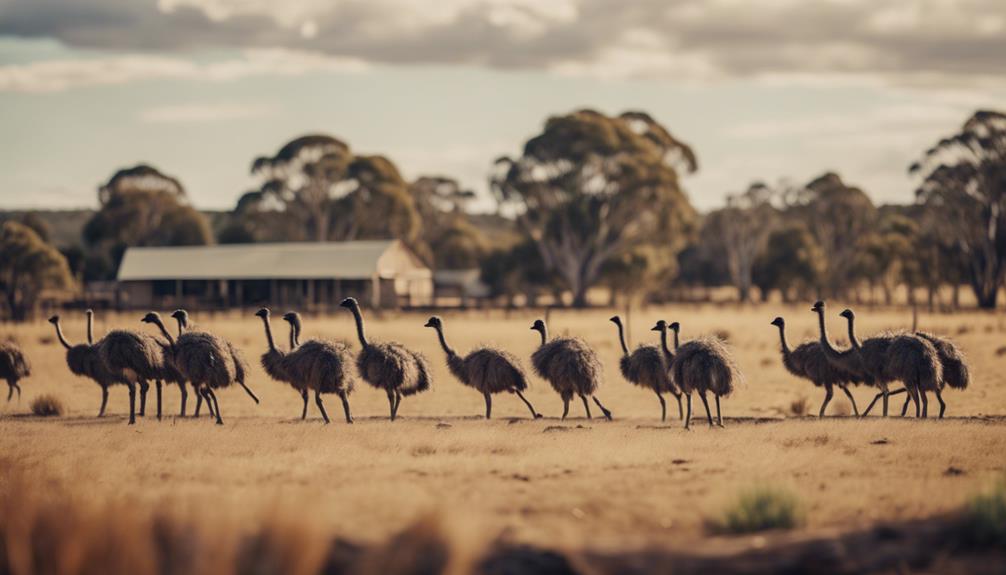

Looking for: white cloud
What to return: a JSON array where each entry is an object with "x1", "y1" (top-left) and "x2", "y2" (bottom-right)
[
  {"x1": 0, "y1": 48, "x2": 368, "y2": 93},
  {"x1": 138, "y1": 103, "x2": 276, "y2": 123}
]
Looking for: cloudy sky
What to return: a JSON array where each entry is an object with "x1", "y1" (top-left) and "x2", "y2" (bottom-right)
[{"x1": 1, "y1": 0, "x2": 1004, "y2": 212}]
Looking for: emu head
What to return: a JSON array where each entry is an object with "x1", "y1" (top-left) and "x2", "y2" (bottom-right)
[
  {"x1": 811, "y1": 300, "x2": 825, "y2": 313},
  {"x1": 669, "y1": 321, "x2": 680, "y2": 333},
  {"x1": 609, "y1": 315, "x2": 622, "y2": 325},
  {"x1": 141, "y1": 312, "x2": 161, "y2": 325},
  {"x1": 254, "y1": 308, "x2": 270, "y2": 319},
  {"x1": 47, "y1": 315, "x2": 59, "y2": 325},
  {"x1": 530, "y1": 319, "x2": 546, "y2": 333},
  {"x1": 839, "y1": 309, "x2": 855, "y2": 320},
  {"x1": 650, "y1": 320, "x2": 667, "y2": 332},
  {"x1": 339, "y1": 297, "x2": 359, "y2": 310},
  {"x1": 170, "y1": 309, "x2": 188, "y2": 326},
  {"x1": 770, "y1": 317, "x2": 784, "y2": 328},
  {"x1": 281, "y1": 311, "x2": 300, "y2": 325},
  {"x1": 424, "y1": 316, "x2": 442, "y2": 329}
]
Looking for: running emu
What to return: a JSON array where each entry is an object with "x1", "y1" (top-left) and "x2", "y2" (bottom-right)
[
  {"x1": 424, "y1": 315, "x2": 540, "y2": 419},
  {"x1": 610, "y1": 315, "x2": 681, "y2": 421},
  {"x1": 255, "y1": 308, "x2": 308, "y2": 418},
  {"x1": 340, "y1": 297, "x2": 430, "y2": 420},
  {"x1": 143, "y1": 311, "x2": 258, "y2": 425},
  {"x1": 863, "y1": 331, "x2": 970, "y2": 418},
  {"x1": 48, "y1": 314, "x2": 123, "y2": 415},
  {"x1": 652, "y1": 320, "x2": 737, "y2": 429},
  {"x1": 282, "y1": 312, "x2": 355, "y2": 424},
  {"x1": 770, "y1": 316, "x2": 861, "y2": 417},
  {"x1": 837, "y1": 307, "x2": 942, "y2": 418},
  {"x1": 529, "y1": 319, "x2": 612, "y2": 421},
  {"x1": 0, "y1": 340, "x2": 30, "y2": 402},
  {"x1": 97, "y1": 323, "x2": 164, "y2": 425}
]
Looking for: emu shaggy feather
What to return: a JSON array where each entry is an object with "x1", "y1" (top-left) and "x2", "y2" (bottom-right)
[{"x1": 531, "y1": 337, "x2": 602, "y2": 400}]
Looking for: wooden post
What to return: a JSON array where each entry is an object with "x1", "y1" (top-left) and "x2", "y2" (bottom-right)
[{"x1": 371, "y1": 275, "x2": 381, "y2": 309}]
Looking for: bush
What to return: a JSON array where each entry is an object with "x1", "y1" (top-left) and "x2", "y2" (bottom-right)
[
  {"x1": 963, "y1": 478, "x2": 1006, "y2": 548},
  {"x1": 710, "y1": 486, "x2": 803, "y2": 534},
  {"x1": 30, "y1": 395, "x2": 63, "y2": 417},
  {"x1": 788, "y1": 396, "x2": 810, "y2": 417}
]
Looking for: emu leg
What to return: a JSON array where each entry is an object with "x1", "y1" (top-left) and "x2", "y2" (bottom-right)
[
  {"x1": 179, "y1": 383, "x2": 188, "y2": 417},
  {"x1": 484, "y1": 392, "x2": 492, "y2": 419},
  {"x1": 156, "y1": 380, "x2": 163, "y2": 421},
  {"x1": 301, "y1": 389, "x2": 309, "y2": 420},
  {"x1": 684, "y1": 393, "x2": 693, "y2": 430},
  {"x1": 907, "y1": 386, "x2": 921, "y2": 418},
  {"x1": 715, "y1": 395, "x2": 724, "y2": 427},
  {"x1": 900, "y1": 394, "x2": 911, "y2": 417},
  {"x1": 656, "y1": 392, "x2": 667, "y2": 422},
  {"x1": 6, "y1": 382, "x2": 12, "y2": 402},
  {"x1": 99, "y1": 387, "x2": 109, "y2": 417},
  {"x1": 699, "y1": 392, "x2": 714, "y2": 427},
  {"x1": 127, "y1": 382, "x2": 136, "y2": 425},
  {"x1": 207, "y1": 388, "x2": 223, "y2": 425},
  {"x1": 138, "y1": 380, "x2": 149, "y2": 417},
  {"x1": 862, "y1": 388, "x2": 907, "y2": 417},
  {"x1": 393, "y1": 392, "x2": 403, "y2": 420},
  {"x1": 338, "y1": 391, "x2": 353, "y2": 423},
  {"x1": 673, "y1": 392, "x2": 684, "y2": 421},
  {"x1": 592, "y1": 396, "x2": 613, "y2": 421},
  {"x1": 194, "y1": 390, "x2": 202, "y2": 417},
  {"x1": 819, "y1": 384, "x2": 834, "y2": 418},
  {"x1": 840, "y1": 385, "x2": 860, "y2": 416},
  {"x1": 934, "y1": 388, "x2": 946, "y2": 418},
  {"x1": 920, "y1": 391, "x2": 929, "y2": 418},
  {"x1": 561, "y1": 396, "x2": 570, "y2": 420},
  {"x1": 199, "y1": 387, "x2": 216, "y2": 418},
  {"x1": 315, "y1": 391, "x2": 330, "y2": 424},
  {"x1": 386, "y1": 391, "x2": 396, "y2": 420},
  {"x1": 514, "y1": 390, "x2": 540, "y2": 419},
  {"x1": 882, "y1": 388, "x2": 890, "y2": 417},
  {"x1": 580, "y1": 394, "x2": 592, "y2": 419},
  {"x1": 13, "y1": 382, "x2": 20, "y2": 401}
]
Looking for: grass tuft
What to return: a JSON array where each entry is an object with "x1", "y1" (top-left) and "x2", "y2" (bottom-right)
[
  {"x1": 962, "y1": 478, "x2": 1006, "y2": 548},
  {"x1": 710, "y1": 486, "x2": 803, "y2": 535},
  {"x1": 30, "y1": 394, "x2": 63, "y2": 417},
  {"x1": 788, "y1": 396, "x2": 810, "y2": 417}
]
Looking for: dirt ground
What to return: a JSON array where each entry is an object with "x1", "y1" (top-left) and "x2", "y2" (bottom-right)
[{"x1": 1, "y1": 303, "x2": 1004, "y2": 553}]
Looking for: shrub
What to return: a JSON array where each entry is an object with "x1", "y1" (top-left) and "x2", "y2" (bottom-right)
[
  {"x1": 710, "y1": 486, "x2": 803, "y2": 535},
  {"x1": 962, "y1": 478, "x2": 1006, "y2": 548},
  {"x1": 30, "y1": 395, "x2": 64, "y2": 417},
  {"x1": 788, "y1": 396, "x2": 810, "y2": 417}
]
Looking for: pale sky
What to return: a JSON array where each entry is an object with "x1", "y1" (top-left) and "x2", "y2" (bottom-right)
[{"x1": 1, "y1": 0, "x2": 1004, "y2": 212}]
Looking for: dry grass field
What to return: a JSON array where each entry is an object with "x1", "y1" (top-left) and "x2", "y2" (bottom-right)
[{"x1": 1, "y1": 303, "x2": 1005, "y2": 572}]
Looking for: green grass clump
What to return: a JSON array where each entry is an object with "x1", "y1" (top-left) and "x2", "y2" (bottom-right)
[
  {"x1": 963, "y1": 479, "x2": 1006, "y2": 548},
  {"x1": 30, "y1": 395, "x2": 64, "y2": 417},
  {"x1": 710, "y1": 486, "x2": 804, "y2": 535}
]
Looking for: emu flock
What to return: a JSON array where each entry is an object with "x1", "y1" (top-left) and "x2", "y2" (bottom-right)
[{"x1": 0, "y1": 298, "x2": 970, "y2": 427}]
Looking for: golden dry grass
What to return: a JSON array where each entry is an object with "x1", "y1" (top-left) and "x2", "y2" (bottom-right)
[{"x1": 1, "y1": 303, "x2": 1004, "y2": 557}]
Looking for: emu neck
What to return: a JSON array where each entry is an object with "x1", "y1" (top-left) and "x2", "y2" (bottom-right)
[
  {"x1": 260, "y1": 316, "x2": 277, "y2": 352},
  {"x1": 659, "y1": 328, "x2": 675, "y2": 360},
  {"x1": 86, "y1": 313, "x2": 94, "y2": 345},
  {"x1": 816, "y1": 310, "x2": 838, "y2": 354},
  {"x1": 614, "y1": 322, "x2": 629, "y2": 356},
  {"x1": 53, "y1": 322, "x2": 72, "y2": 350},
  {"x1": 154, "y1": 318, "x2": 175, "y2": 348},
  {"x1": 536, "y1": 325, "x2": 548, "y2": 346},
  {"x1": 776, "y1": 324, "x2": 791, "y2": 356},
  {"x1": 671, "y1": 329, "x2": 680, "y2": 350},
  {"x1": 292, "y1": 316, "x2": 302, "y2": 347},
  {"x1": 846, "y1": 316, "x2": 861, "y2": 350},
  {"x1": 435, "y1": 326, "x2": 456, "y2": 357},
  {"x1": 349, "y1": 306, "x2": 369, "y2": 348}
]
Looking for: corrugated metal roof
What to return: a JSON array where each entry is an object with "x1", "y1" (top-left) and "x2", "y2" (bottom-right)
[{"x1": 118, "y1": 240, "x2": 427, "y2": 281}]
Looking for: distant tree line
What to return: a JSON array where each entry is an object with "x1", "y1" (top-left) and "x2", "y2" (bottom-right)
[{"x1": 1, "y1": 108, "x2": 1003, "y2": 319}]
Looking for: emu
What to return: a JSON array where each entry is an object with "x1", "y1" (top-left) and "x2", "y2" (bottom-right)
[
  {"x1": 255, "y1": 308, "x2": 308, "y2": 419},
  {"x1": 48, "y1": 314, "x2": 124, "y2": 416},
  {"x1": 610, "y1": 315, "x2": 681, "y2": 421},
  {"x1": 0, "y1": 340, "x2": 30, "y2": 402},
  {"x1": 770, "y1": 316, "x2": 861, "y2": 417},
  {"x1": 281, "y1": 312, "x2": 355, "y2": 424},
  {"x1": 340, "y1": 297, "x2": 430, "y2": 421},
  {"x1": 425, "y1": 315, "x2": 540, "y2": 419},
  {"x1": 96, "y1": 319, "x2": 165, "y2": 425},
  {"x1": 834, "y1": 306, "x2": 942, "y2": 418},
  {"x1": 529, "y1": 318, "x2": 612, "y2": 421},
  {"x1": 652, "y1": 320, "x2": 737, "y2": 429}
]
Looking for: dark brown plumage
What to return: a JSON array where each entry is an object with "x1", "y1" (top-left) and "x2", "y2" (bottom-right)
[
  {"x1": 652, "y1": 320, "x2": 738, "y2": 429},
  {"x1": 96, "y1": 324, "x2": 164, "y2": 425},
  {"x1": 340, "y1": 297, "x2": 430, "y2": 421},
  {"x1": 771, "y1": 316, "x2": 862, "y2": 417},
  {"x1": 425, "y1": 316, "x2": 539, "y2": 419},
  {"x1": 48, "y1": 314, "x2": 124, "y2": 416},
  {"x1": 610, "y1": 315, "x2": 680, "y2": 422},
  {"x1": 282, "y1": 312, "x2": 355, "y2": 424},
  {"x1": 0, "y1": 339, "x2": 30, "y2": 402},
  {"x1": 529, "y1": 318, "x2": 612, "y2": 421},
  {"x1": 255, "y1": 308, "x2": 306, "y2": 419},
  {"x1": 834, "y1": 305, "x2": 942, "y2": 418}
]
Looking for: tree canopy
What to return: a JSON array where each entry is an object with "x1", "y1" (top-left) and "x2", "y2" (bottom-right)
[{"x1": 0, "y1": 221, "x2": 74, "y2": 320}]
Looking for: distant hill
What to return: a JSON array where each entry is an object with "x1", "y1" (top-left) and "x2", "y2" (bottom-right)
[{"x1": 0, "y1": 209, "x2": 94, "y2": 248}]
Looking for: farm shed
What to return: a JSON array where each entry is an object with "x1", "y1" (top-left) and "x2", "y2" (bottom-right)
[{"x1": 116, "y1": 240, "x2": 432, "y2": 310}]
